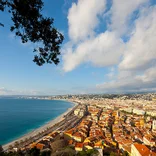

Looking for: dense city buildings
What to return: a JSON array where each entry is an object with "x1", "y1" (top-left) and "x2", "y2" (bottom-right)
[{"x1": 2, "y1": 93, "x2": 156, "y2": 156}]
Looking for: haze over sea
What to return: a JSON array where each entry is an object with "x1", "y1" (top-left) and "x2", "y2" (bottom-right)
[{"x1": 0, "y1": 98, "x2": 73, "y2": 145}]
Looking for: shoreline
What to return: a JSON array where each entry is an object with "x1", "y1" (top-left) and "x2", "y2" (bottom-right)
[{"x1": 2, "y1": 99, "x2": 78, "y2": 150}]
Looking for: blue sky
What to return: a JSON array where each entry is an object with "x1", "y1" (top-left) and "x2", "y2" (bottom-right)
[{"x1": 0, "y1": 0, "x2": 156, "y2": 95}]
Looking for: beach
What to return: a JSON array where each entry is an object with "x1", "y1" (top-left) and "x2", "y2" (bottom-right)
[{"x1": 2, "y1": 100, "x2": 78, "y2": 151}]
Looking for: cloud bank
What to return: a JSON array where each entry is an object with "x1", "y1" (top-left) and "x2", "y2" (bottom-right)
[{"x1": 62, "y1": 0, "x2": 156, "y2": 93}]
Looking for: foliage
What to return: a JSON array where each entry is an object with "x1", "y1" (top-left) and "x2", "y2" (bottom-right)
[
  {"x1": 86, "y1": 149, "x2": 98, "y2": 155},
  {"x1": 0, "y1": 147, "x2": 41, "y2": 156},
  {"x1": 130, "y1": 121, "x2": 135, "y2": 127},
  {"x1": 122, "y1": 151, "x2": 129, "y2": 156},
  {"x1": 77, "y1": 149, "x2": 98, "y2": 156},
  {"x1": 51, "y1": 139, "x2": 68, "y2": 152},
  {"x1": 8, "y1": 145, "x2": 13, "y2": 151},
  {"x1": 109, "y1": 152, "x2": 117, "y2": 156},
  {"x1": 103, "y1": 151, "x2": 110, "y2": 156},
  {"x1": 77, "y1": 150, "x2": 87, "y2": 156},
  {"x1": 14, "y1": 141, "x2": 19, "y2": 148},
  {"x1": 51, "y1": 147, "x2": 75, "y2": 156},
  {"x1": 26, "y1": 147, "x2": 40, "y2": 156},
  {"x1": 103, "y1": 149, "x2": 119, "y2": 156},
  {"x1": 40, "y1": 149, "x2": 51, "y2": 156},
  {"x1": 0, "y1": 0, "x2": 64, "y2": 66},
  {"x1": 2, "y1": 150, "x2": 23, "y2": 156}
]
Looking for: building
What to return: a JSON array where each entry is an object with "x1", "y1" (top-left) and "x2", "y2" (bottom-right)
[
  {"x1": 72, "y1": 132, "x2": 84, "y2": 142},
  {"x1": 143, "y1": 135, "x2": 155, "y2": 147},
  {"x1": 133, "y1": 109, "x2": 145, "y2": 115},
  {"x1": 74, "y1": 109, "x2": 80, "y2": 116},
  {"x1": 131, "y1": 143, "x2": 155, "y2": 156},
  {"x1": 75, "y1": 143, "x2": 83, "y2": 151},
  {"x1": 79, "y1": 110, "x2": 85, "y2": 117},
  {"x1": 152, "y1": 120, "x2": 156, "y2": 131}
]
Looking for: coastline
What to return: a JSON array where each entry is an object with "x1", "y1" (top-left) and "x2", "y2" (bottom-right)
[{"x1": 2, "y1": 99, "x2": 78, "y2": 150}]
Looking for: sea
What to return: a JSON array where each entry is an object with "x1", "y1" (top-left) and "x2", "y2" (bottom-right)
[{"x1": 0, "y1": 98, "x2": 73, "y2": 145}]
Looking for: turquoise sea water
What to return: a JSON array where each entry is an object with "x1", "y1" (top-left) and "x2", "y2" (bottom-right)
[{"x1": 0, "y1": 98, "x2": 73, "y2": 145}]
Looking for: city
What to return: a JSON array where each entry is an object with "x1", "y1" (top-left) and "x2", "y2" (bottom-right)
[{"x1": 2, "y1": 93, "x2": 156, "y2": 156}]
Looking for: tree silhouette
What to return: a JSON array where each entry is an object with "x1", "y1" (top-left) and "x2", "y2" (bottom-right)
[{"x1": 0, "y1": 0, "x2": 64, "y2": 66}]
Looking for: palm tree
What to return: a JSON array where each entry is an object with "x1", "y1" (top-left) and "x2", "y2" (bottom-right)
[
  {"x1": 24, "y1": 138, "x2": 29, "y2": 146},
  {"x1": 19, "y1": 140, "x2": 24, "y2": 147},
  {"x1": 14, "y1": 141, "x2": 19, "y2": 148},
  {"x1": 8, "y1": 145, "x2": 13, "y2": 151}
]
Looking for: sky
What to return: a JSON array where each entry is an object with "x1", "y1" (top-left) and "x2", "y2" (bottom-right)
[{"x1": 0, "y1": 0, "x2": 156, "y2": 95}]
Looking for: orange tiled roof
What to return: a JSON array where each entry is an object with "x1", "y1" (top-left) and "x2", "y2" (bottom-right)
[
  {"x1": 94, "y1": 141, "x2": 103, "y2": 147},
  {"x1": 144, "y1": 134, "x2": 155, "y2": 142},
  {"x1": 68, "y1": 139, "x2": 74, "y2": 145},
  {"x1": 36, "y1": 143, "x2": 44, "y2": 150},
  {"x1": 29, "y1": 143, "x2": 44, "y2": 150},
  {"x1": 65, "y1": 129, "x2": 74, "y2": 135},
  {"x1": 122, "y1": 139, "x2": 132, "y2": 145},
  {"x1": 29, "y1": 143, "x2": 37, "y2": 148},
  {"x1": 75, "y1": 143, "x2": 83, "y2": 148},
  {"x1": 133, "y1": 143, "x2": 156, "y2": 156},
  {"x1": 122, "y1": 145, "x2": 131, "y2": 153},
  {"x1": 73, "y1": 132, "x2": 83, "y2": 138}
]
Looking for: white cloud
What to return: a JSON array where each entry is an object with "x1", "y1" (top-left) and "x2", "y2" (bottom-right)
[
  {"x1": 63, "y1": 31, "x2": 125, "y2": 72},
  {"x1": 119, "y1": 6, "x2": 156, "y2": 70},
  {"x1": 136, "y1": 66, "x2": 156, "y2": 83},
  {"x1": 96, "y1": 66, "x2": 156, "y2": 92},
  {"x1": 110, "y1": 0, "x2": 149, "y2": 35},
  {"x1": 68, "y1": 0, "x2": 106, "y2": 42},
  {"x1": 63, "y1": 0, "x2": 151, "y2": 72},
  {"x1": 62, "y1": 0, "x2": 156, "y2": 93},
  {"x1": 0, "y1": 87, "x2": 9, "y2": 95}
]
